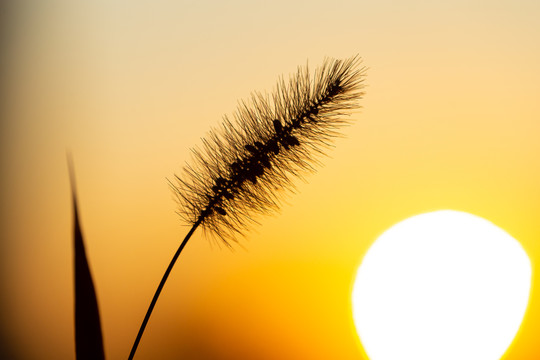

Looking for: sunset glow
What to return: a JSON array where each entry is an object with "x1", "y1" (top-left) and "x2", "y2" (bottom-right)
[
  {"x1": 353, "y1": 211, "x2": 531, "y2": 360},
  {"x1": 2, "y1": 1, "x2": 539, "y2": 359}
]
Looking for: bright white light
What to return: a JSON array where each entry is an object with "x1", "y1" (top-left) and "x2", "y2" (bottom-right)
[{"x1": 352, "y1": 210, "x2": 531, "y2": 360}]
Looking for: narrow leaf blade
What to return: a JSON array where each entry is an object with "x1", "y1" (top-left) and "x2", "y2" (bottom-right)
[{"x1": 69, "y1": 158, "x2": 106, "y2": 360}]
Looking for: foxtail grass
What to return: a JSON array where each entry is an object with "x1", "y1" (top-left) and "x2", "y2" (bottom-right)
[{"x1": 128, "y1": 56, "x2": 366, "y2": 359}]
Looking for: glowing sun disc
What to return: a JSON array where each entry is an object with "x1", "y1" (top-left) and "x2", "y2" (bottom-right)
[{"x1": 352, "y1": 210, "x2": 531, "y2": 360}]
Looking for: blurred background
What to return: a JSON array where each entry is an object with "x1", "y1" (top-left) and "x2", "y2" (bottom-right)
[{"x1": 1, "y1": 0, "x2": 539, "y2": 359}]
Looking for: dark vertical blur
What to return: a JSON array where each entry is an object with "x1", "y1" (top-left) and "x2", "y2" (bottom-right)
[{"x1": 1, "y1": 1, "x2": 18, "y2": 357}]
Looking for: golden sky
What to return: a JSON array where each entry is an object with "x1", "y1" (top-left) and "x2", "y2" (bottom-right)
[{"x1": 1, "y1": 0, "x2": 539, "y2": 359}]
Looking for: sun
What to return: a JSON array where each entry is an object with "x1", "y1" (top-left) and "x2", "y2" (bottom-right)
[{"x1": 352, "y1": 210, "x2": 531, "y2": 360}]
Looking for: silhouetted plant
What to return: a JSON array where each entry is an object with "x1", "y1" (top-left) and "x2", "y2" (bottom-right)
[
  {"x1": 128, "y1": 56, "x2": 366, "y2": 359},
  {"x1": 68, "y1": 155, "x2": 106, "y2": 360}
]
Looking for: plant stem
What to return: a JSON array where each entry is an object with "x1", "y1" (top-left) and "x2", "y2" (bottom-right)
[{"x1": 128, "y1": 219, "x2": 201, "y2": 360}]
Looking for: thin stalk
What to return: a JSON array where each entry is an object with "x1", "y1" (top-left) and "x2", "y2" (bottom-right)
[{"x1": 127, "y1": 219, "x2": 201, "y2": 360}]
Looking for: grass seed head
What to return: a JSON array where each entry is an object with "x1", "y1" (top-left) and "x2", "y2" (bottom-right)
[{"x1": 171, "y1": 56, "x2": 366, "y2": 244}]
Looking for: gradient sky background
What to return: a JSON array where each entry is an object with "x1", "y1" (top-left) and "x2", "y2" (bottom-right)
[{"x1": 1, "y1": 0, "x2": 539, "y2": 359}]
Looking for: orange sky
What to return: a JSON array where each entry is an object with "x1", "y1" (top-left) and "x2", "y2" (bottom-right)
[{"x1": 1, "y1": 0, "x2": 539, "y2": 359}]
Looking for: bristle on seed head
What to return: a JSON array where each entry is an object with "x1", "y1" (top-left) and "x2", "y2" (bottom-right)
[{"x1": 170, "y1": 56, "x2": 366, "y2": 243}]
